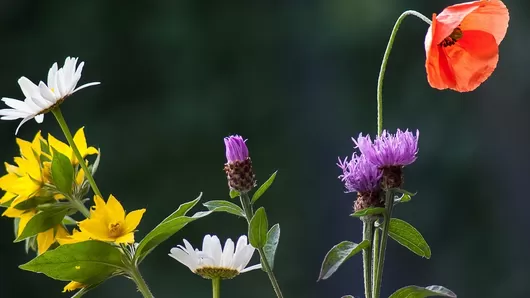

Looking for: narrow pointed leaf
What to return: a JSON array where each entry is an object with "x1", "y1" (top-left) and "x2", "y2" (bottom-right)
[
  {"x1": 263, "y1": 223, "x2": 280, "y2": 270},
  {"x1": 388, "y1": 285, "x2": 456, "y2": 298},
  {"x1": 251, "y1": 171, "x2": 277, "y2": 204},
  {"x1": 161, "y1": 193, "x2": 202, "y2": 224},
  {"x1": 203, "y1": 200, "x2": 245, "y2": 217},
  {"x1": 229, "y1": 189, "x2": 240, "y2": 199},
  {"x1": 318, "y1": 240, "x2": 370, "y2": 281},
  {"x1": 395, "y1": 193, "x2": 412, "y2": 204},
  {"x1": 51, "y1": 150, "x2": 75, "y2": 194},
  {"x1": 15, "y1": 207, "x2": 70, "y2": 242},
  {"x1": 19, "y1": 241, "x2": 124, "y2": 284},
  {"x1": 387, "y1": 218, "x2": 431, "y2": 258},
  {"x1": 249, "y1": 207, "x2": 268, "y2": 248},
  {"x1": 351, "y1": 207, "x2": 385, "y2": 217}
]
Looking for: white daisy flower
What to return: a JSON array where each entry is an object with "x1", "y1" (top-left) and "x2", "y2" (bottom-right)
[
  {"x1": 169, "y1": 234, "x2": 262, "y2": 279},
  {"x1": 0, "y1": 57, "x2": 100, "y2": 134}
]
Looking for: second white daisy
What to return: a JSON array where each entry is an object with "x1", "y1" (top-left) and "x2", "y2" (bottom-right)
[{"x1": 169, "y1": 234, "x2": 262, "y2": 279}]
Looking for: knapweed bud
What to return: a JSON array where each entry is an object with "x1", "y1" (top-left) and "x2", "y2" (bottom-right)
[
  {"x1": 223, "y1": 135, "x2": 256, "y2": 193},
  {"x1": 354, "y1": 129, "x2": 419, "y2": 189},
  {"x1": 337, "y1": 153, "x2": 383, "y2": 212}
]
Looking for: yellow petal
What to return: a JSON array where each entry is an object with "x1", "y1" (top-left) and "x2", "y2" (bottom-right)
[
  {"x1": 115, "y1": 232, "x2": 134, "y2": 244},
  {"x1": 37, "y1": 228, "x2": 55, "y2": 254},
  {"x1": 0, "y1": 191, "x2": 16, "y2": 204},
  {"x1": 55, "y1": 225, "x2": 69, "y2": 239},
  {"x1": 124, "y1": 209, "x2": 146, "y2": 234},
  {"x1": 57, "y1": 229, "x2": 91, "y2": 245},
  {"x1": 63, "y1": 281, "x2": 85, "y2": 292},
  {"x1": 85, "y1": 147, "x2": 99, "y2": 156},
  {"x1": 75, "y1": 169, "x2": 85, "y2": 186},
  {"x1": 78, "y1": 218, "x2": 114, "y2": 242},
  {"x1": 16, "y1": 138, "x2": 33, "y2": 160},
  {"x1": 106, "y1": 195, "x2": 125, "y2": 221},
  {"x1": 48, "y1": 134, "x2": 73, "y2": 162}
]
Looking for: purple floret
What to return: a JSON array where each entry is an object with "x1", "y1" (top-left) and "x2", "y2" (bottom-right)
[
  {"x1": 354, "y1": 129, "x2": 419, "y2": 167},
  {"x1": 224, "y1": 135, "x2": 249, "y2": 163},
  {"x1": 338, "y1": 153, "x2": 382, "y2": 193}
]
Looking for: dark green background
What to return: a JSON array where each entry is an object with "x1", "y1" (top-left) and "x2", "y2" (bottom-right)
[{"x1": 0, "y1": 0, "x2": 528, "y2": 297}]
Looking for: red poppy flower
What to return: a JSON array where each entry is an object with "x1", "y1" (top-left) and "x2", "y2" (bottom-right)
[{"x1": 425, "y1": 0, "x2": 509, "y2": 92}]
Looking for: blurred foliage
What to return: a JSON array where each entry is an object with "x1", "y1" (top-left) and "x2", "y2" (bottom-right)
[{"x1": 1, "y1": 0, "x2": 530, "y2": 297}]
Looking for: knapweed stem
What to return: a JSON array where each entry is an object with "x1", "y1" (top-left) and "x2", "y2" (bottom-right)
[
  {"x1": 362, "y1": 218, "x2": 374, "y2": 298},
  {"x1": 51, "y1": 107, "x2": 103, "y2": 199},
  {"x1": 240, "y1": 193, "x2": 285, "y2": 298},
  {"x1": 376, "y1": 10, "x2": 431, "y2": 135},
  {"x1": 372, "y1": 190, "x2": 394, "y2": 298},
  {"x1": 212, "y1": 277, "x2": 221, "y2": 298}
]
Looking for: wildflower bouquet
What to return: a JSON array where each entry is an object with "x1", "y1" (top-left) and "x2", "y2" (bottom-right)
[{"x1": 0, "y1": 0, "x2": 508, "y2": 297}]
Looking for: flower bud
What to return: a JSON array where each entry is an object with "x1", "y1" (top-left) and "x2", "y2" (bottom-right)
[{"x1": 223, "y1": 135, "x2": 256, "y2": 193}]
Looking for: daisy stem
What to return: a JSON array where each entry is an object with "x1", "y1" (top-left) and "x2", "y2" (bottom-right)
[
  {"x1": 212, "y1": 277, "x2": 221, "y2": 298},
  {"x1": 51, "y1": 107, "x2": 103, "y2": 199},
  {"x1": 361, "y1": 217, "x2": 374, "y2": 298},
  {"x1": 240, "y1": 193, "x2": 285, "y2": 298},
  {"x1": 376, "y1": 10, "x2": 431, "y2": 135},
  {"x1": 372, "y1": 190, "x2": 394, "y2": 298}
]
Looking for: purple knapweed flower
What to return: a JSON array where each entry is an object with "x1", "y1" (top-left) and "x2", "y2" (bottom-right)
[
  {"x1": 354, "y1": 129, "x2": 419, "y2": 167},
  {"x1": 223, "y1": 135, "x2": 256, "y2": 194},
  {"x1": 337, "y1": 153, "x2": 381, "y2": 194},
  {"x1": 224, "y1": 135, "x2": 249, "y2": 163},
  {"x1": 338, "y1": 153, "x2": 383, "y2": 212}
]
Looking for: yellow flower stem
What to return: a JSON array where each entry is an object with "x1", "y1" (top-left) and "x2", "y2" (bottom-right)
[
  {"x1": 128, "y1": 265, "x2": 154, "y2": 298},
  {"x1": 239, "y1": 193, "x2": 284, "y2": 298},
  {"x1": 65, "y1": 193, "x2": 91, "y2": 218},
  {"x1": 376, "y1": 10, "x2": 431, "y2": 135},
  {"x1": 212, "y1": 277, "x2": 221, "y2": 298},
  {"x1": 51, "y1": 107, "x2": 103, "y2": 199}
]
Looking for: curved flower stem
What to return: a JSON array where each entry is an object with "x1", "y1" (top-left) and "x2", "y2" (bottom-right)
[
  {"x1": 361, "y1": 218, "x2": 374, "y2": 298},
  {"x1": 212, "y1": 277, "x2": 221, "y2": 298},
  {"x1": 51, "y1": 107, "x2": 103, "y2": 198},
  {"x1": 239, "y1": 193, "x2": 284, "y2": 298},
  {"x1": 376, "y1": 10, "x2": 431, "y2": 135},
  {"x1": 128, "y1": 266, "x2": 154, "y2": 298},
  {"x1": 372, "y1": 190, "x2": 394, "y2": 298}
]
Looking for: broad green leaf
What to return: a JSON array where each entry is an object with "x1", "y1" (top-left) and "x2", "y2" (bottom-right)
[
  {"x1": 350, "y1": 207, "x2": 385, "y2": 217},
  {"x1": 388, "y1": 285, "x2": 456, "y2": 298},
  {"x1": 15, "y1": 207, "x2": 70, "y2": 242},
  {"x1": 160, "y1": 193, "x2": 202, "y2": 224},
  {"x1": 135, "y1": 210, "x2": 212, "y2": 263},
  {"x1": 263, "y1": 223, "x2": 280, "y2": 270},
  {"x1": 229, "y1": 189, "x2": 240, "y2": 199},
  {"x1": 19, "y1": 241, "x2": 124, "y2": 284},
  {"x1": 387, "y1": 218, "x2": 431, "y2": 259},
  {"x1": 249, "y1": 207, "x2": 268, "y2": 248},
  {"x1": 318, "y1": 240, "x2": 370, "y2": 281},
  {"x1": 203, "y1": 200, "x2": 245, "y2": 217},
  {"x1": 51, "y1": 150, "x2": 75, "y2": 194},
  {"x1": 251, "y1": 171, "x2": 277, "y2": 204},
  {"x1": 14, "y1": 196, "x2": 55, "y2": 210}
]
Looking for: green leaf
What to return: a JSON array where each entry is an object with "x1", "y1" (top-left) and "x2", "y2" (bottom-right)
[
  {"x1": 19, "y1": 241, "x2": 124, "y2": 284},
  {"x1": 388, "y1": 285, "x2": 456, "y2": 298},
  {"x1": 263, "y1": 223, "x2": 280, "y2": 270},
  {"x1": 13, "y1": 196, "x2": 55, "y2": 210},
  {"x1": 51, "y1": 150, "x2": 74, "y2": 194},
  {"x1": 229, "y1": 189, "x2": 240, "y2": 199},
  {"x1": 135, "y1": 210, "x2": 212, "y2": 263},
  {"x1": 318, "y1": 240, "x2": 370, "y2": 281},
  {"x1": 89, "y1": 149, "x2": 101, "y2": 176},
  {"x1": 15, "y1": 207, "x2": 70, "y2": 242},
  {"x1": 251, "y1": 171, "x2": 277, "y2": 204},
  {"x1": 395, "y1": 193, "x2": 412, "y2": 204},
  {"x1": 350, "y1": 207, "x2": 385, "y2": 217},
  {"x1": 390, "y1": 188, "x2": 417, "y2": 196},
  {"x1": 248, "y1": 207, "x2": 268, "y2": 248},
  {"x1": 387, "y1": 218, "x2": 431, "y2": 259},
  {"x1": 203, "y1": 200, "x2": 245, "y2": 217},
  {"x1": 160, "y1": 193, "x2": 202, "y2": 224},
  {"x1": 63, "y1": 215, "x2": 78, "y2": 225}
]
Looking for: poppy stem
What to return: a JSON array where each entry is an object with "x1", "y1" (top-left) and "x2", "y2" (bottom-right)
[
  {"x1": 51, "y1": 107, "x2": 103, "y2": 199},
  {"x1": 376, "y1": 10, "x2": 431, "y2": 135}
]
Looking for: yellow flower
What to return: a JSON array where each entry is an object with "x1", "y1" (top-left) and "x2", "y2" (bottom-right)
[
  {"x1": 48, "y1": 127, "x2": 98, "y2": 165},
  {"x1": 57, "y1": 228, "x2": 91, "y2": 245},
  {"x1": 63, "y1": 281, "x2": 85, "y2": 292},
  {"x1": 3, "y1": 207, "x2": 69, "y2": 254},
  {"x1": 78, "y1": 195, "x2": 145, "y2": 244}
]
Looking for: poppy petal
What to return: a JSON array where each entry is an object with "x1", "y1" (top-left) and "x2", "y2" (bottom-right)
[
  {"x1": 443, "y1": 30, "x2": 499, "y2": 92},
  {"x1": 432, "y1": 2, "x2": 482, "y2": 45},
  {"x1": 460, "y1": 0, "x2": 509, "y2": 44},
  {"x1": 426, "y1": 43, "x2": 457, "y2": 90}
]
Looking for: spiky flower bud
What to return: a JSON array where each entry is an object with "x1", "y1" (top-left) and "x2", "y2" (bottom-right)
[{"x1": 223, "y1": 135, "x2": 256, "y2": 193}]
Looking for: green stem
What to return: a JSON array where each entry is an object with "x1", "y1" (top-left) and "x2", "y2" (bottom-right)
[
  {"x1": 372, "y1": 191, "x2": 394, "y2": 298},
  {"x1": 240, "y1": 193, "x2": 284, "y2": 298},
  {"x1": 371, "y1": 224, "x2": 380, "y2": 294},
  {"x1": 376, "y1": 10, "x2": 431, "y2": 135},
  {"x1": 65, "y1": 194, "x2": 90, "y2": 218},
  {"x1": 361, "y1": 218, "x2": 374, "y2": 298},
  {"x1": 51, "y1": 107, "x2": 103, "y2": 198},
  {"x1": 212, "y1": 278, "x2": 221, "y2": 298},
  {"x1": 129, "y1": 266, "x2": 154, "y2": 298}
]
